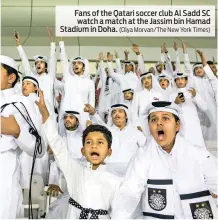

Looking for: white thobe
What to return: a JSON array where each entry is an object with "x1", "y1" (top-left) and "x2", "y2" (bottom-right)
[
  {"x1": 17, "y1": 42, "x2": 57, "y2": 107},
  {"x1": 111, "y1": 134, "x2": 218, "y2": 219},
  {"x1": 90, "y1": 113, "x2": 147, "y2": 176},
  {"x1": 0, "y1": 88, "x2": 45, "y2": 218},
  {"x1": 133, "y1": 89, "x2": 163, "y2": 135},
  {"x1": 43, "y1": 115, "x2": 122, "y2": 219},
  {"x1": 169, "y1": 89, "x2": 207, "y2": 148},
  {"x1": 19, "y1": 93, "x2": 53, "y2": 188}
]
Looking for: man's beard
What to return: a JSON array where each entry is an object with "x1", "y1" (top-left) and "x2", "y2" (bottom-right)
[{"x1": 65, "y1": 124, "x2": 78, "y2": 131}]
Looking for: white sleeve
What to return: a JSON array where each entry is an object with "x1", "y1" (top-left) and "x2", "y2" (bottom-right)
[
  {"x1": 138, "y1": 54, "x2": 148, "y2": 73},
  {"x1": 88, "y1": 81, "x2": 96, "y2": 108},
  {"x1": 13, "y1": 101, "x2": 45, "y2": 158},
  {"x1": 42, "y1": 114, "x2": 81, "y2": 195},
  {"x1": 136, "y1": 130, "x2": 147, "y2": 147},
  {"x1": 111, "y1": 147, "x2": 150, "y2": 218},
  {"x1": 107, "y1": 61, "x2": 129, "y2": 90},
  {"x1": 183, "y1": 53, "x2": 193, "y2": 75},
  {"x1": 175, "y1": 51, "x2": 181, "y2": 72},
  {"x1": 48, "y1": 42, "x2": 57, "y2": 80},
  {"x1": 17, "y1": 45, "x2": 34, "y2": 77},
  {"x1": 59, "y1": 41, "x2": 70, "y2": 81},
  {"x1": 201, "y1": 150, "x2": 218, "y2": 195},
  {"x1": 165, "y1": 53, "x2": 174, "y2": 76},
  {"x1": 49, "y1": 161, "x2": 61, "y2": 185},
  {"x1": 203, "y1": 64, "x2": 217, "y2": 96},
  {"x1": 160, "y1": 53, "x2": 165, "y2": 63},
  {"x1": 115, "y1": 58, "x2": 122, "y2": 73},
  {"x1": 192, "y1": 93, "x2": 207, "y2": 112},
  {"x1": 131, "y1": 92, "x2": 141, "y2": 127},
  {"x1": 90, "y1": 113, "x2": 109, "y2": 129}
]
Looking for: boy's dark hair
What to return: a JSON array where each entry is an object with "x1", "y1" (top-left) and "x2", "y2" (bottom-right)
[
  {"x1": 82, "y1": 124, "x2": 112, "y2": 148},
  {"x1": 207, "y1": 61, "x2": 214, "y2": 65},
  {"x1": 174, "y1": 77, "x2": 188, "y2": 83},
  {"x1": 148, "y1": 113, "x2": 180, "y2": 123},
  {"x1": 1, "y1": 63, "x2": 18, "y2": 87}
]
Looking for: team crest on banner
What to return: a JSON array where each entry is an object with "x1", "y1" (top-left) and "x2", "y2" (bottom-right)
[
  {"x1": 190, "y1": 200, "x2": 213, "y2": 219},
  {"x1": 148, "y1": 188, "x2": 167, "y2": 211}
]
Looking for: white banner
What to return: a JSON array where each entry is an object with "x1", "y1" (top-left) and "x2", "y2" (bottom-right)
[{"x1": 56, "y1": 5, "x2": 215, "y2": 37}]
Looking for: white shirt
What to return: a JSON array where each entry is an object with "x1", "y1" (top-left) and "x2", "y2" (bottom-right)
[
  {"x1": 17, "y1": 42, "x2": 56, "y2": 107},
  {"x1": 90, "y1": 113, "x2": 146, "y2": 176},
  {"x1": 111, "y1": 134, "x2": 218, "y2": 219},
  {"x1": 43, "y1": 115, "x2": 122, "y2": 219},
  {"x1": 0, "y1": 88, "x2": 45, "y2": 218}
]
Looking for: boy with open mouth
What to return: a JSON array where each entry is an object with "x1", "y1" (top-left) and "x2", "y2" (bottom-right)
[
  {"x1": 111, "y1": 101, "x2": 217, "y2": 219},
  {"x1": 35, "y1": 89, "x2": 122, "y2": 219}
]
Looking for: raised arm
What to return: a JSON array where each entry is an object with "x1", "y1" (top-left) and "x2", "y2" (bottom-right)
[
  {"x1": 114, "y1": 51, "x2": 123, "y2": 73},
  {"x1": 132, "y1": 44, "x2": 148, "y2": 73},
  {"x1": 182, "y1": 41, "x2": 192, "y2": 75},
  {"x1": 163, "y1": 43, "x2": 174, "y2": 76},
  {"x1": 36, "y1": 89, "x2": 80, "y2": 195},
  {"x1": 47, "y1": 27, "x2": 57, "y2": 80},
  {"x1": 173, "y1": 41, "x2": 181, "y2": 72},
  {"x1": 14, "y1": 31, "x2": 34, "y2": 77},
  {"x1": 84, "y1": 104, "x2": 110, "y2": 129},
  {"x1": 59, "y1": 38, "x2": 70, "y2": 81},
  {"x1": 197, "y1": 50, "x2": 217, "y2": 96}
]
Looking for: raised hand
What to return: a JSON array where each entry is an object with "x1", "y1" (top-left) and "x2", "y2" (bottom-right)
[
  {"x1": 35, "y1": 89, "x2": 50, "y2": 123},
  {"x1": 188, "y1": 87, "x2": 196, "y2": 97},
  {"x1": 47, "y1": 26, "x2": 54, "y2": 42},
  {"x1": 84, "y1": 104, "x2": 96, "y2": 116},
  {"x1": 14, "y1": 30, "x2": 21, "y2": 46},
  {"x1": 173, "y1": 41, "x2": 178, "y2": 51},
  {"x1": 132, "y1": 44, "x2": 140, "y2": 55},
  {"x1": 114, "y1": 51, "x2": 119, "y2": 59},
  {"x1": 196, "y1": 49, "x2": 203, "y2": 57}
]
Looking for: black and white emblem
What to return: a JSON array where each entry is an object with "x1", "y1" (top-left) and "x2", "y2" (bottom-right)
[
  {"x1": 190, "y1": 200, "x2": 213, "y2": 219},
  {"x1": 148, "y1": 188, "x2": 167, "y2": 211}
]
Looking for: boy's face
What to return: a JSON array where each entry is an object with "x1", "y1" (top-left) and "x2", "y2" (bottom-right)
[
  {"x1": 64, "y1": 114, "x2": 78, "y2": 131},
  {"x1": 125, "y1": 64, "x2": 133, "y2": 73},
  {"x1": 209, "y1": 64, "x2": 217, "y2": 75},
  {"x1": 81, "y1": 131, "x2": 112, "y2": 168},
  {"x1": 159, "y1": 78, "x2": 169, "y2": 89},
  {"x1": 156, "y1": 64, "x2": 164, "y2": 73},
  {"x1": 73, "y1": 61, "x2": 84, "y2": 75},
  {"x1": 194, "y1": 66, "x2": 204, "y2": 77},
  {"x1": 142, "y1": 76, "x2": 152, "y2": 90},
  {"x1": 149, "y1": 111, "x2": 180, "y2": 153},
  {"x1": 175, "y1": 77, "x2": 187, "y2": 88},
  {"x1": 124, "y1": 91, "x2": 133, "y2": 101},
  {"x1": 22, "y1": 81, "x2": 36, "y2": 96},
  {"x1": 111, "y1": 108, "x2": 127, "y2": 127},
  {"x1": 0, "y1": 65, "x2": 16, "y2": 90},
  {"x1": 35, "y1": 60, "x2": 46, "y2": 74}
]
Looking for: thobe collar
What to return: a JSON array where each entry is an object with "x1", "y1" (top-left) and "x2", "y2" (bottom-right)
[
  {"x1": 37, "y1": 72, "x2": 47, "y2": 77},
  {"x1": 1, "y1": 87, "x2": 16, "y2": 105},
  {"x1": 66, "y1": 129, "x2": 80, "y2": 136},
  {"x1": 125, "y1": 71, "x2": 134, "y2": 75},
  {"x1": 143, "y1": 88, "x2": 154, "y2": 92},
  {"x1": 111, "y1": 124, "x2": 128, "y2": 132},
  {"x1": 85, "y1": 161, "x2": 108, "y2": 171}
]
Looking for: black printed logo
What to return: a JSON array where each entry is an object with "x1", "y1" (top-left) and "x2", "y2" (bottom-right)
[
  {"x1": 148, "y1": 187, "x2": 167, "y2": 211},
  {"x1": 190, "y1": 200, "x2": 213, "y2": 219}
]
